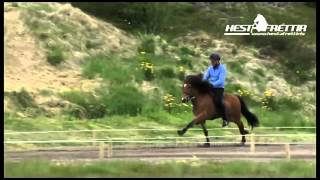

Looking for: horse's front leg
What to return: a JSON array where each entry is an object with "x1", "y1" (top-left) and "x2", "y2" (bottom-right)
[
  {"x1": 177, "y1": 120, "x2": 195, "y2": 136},
  {"x1": 200, "y1": 123, "x2": 210, "y2": 147},
  {"x1": 177, "y1": 112, "x2": 208, "y2": 136}
]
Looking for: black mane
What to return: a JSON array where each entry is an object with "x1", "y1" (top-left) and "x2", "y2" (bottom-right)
[{"x1": 185, "y1": 74, "x2": 213, "y2": 94}]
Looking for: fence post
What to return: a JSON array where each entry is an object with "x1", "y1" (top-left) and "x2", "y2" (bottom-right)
[
  {"x1": 107, "y1": 143, "x2": 113, "y2": 158},
  {"x1": 250, "y1": 133, "x2": 255, "y2": 153},
  {"x1": 92, "y1": 131, "x2": 97, "y2": 146},
  {"x1": 99, "y1": 142, "x2": 104, "y2": 159},
  {"x1": 285, "y1": 143, "x2": 291, "y2": 160}
]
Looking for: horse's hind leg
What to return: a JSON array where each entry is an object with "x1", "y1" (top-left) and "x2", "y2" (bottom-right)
[{"x1": 233, "y1": 118, "x2": 249, "y2": 145}]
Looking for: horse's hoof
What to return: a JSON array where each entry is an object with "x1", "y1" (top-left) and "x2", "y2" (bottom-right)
[
  {"x1": 197, "y1": 143, "x2": 210, "y2": 148},
  {"x1": 240, "y1": 141, "x2": 246, "y2": 146},
  {"x1": 177, "y1": 130, "x2": 184, "y2": 136}
]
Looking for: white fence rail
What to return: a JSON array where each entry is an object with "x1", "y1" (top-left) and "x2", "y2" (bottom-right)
[
  {"x1": 4, "y1": 126, "x2": 316, "y2": 135},
  {"x1": 4, "y1": 133, "x2": 316, "y2": 143},
  {"x1": 4, "y1": 127, "x2": 316, "y2": 160}
]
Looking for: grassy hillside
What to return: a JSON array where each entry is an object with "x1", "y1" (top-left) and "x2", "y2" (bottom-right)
[
  {"x1": 4, "y1": 2, "x2": 316, "y2": 146},
  {"x1": 72, "y1": 2, "x2": 316, "y2": 84}
]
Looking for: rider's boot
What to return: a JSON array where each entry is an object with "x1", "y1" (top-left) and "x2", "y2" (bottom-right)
[{"x1": 221, "y1": 105, "x2": 229, "y2": 128}]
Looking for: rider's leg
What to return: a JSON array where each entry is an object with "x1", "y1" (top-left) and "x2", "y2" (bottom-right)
[{"x1": 214, "y1": 88, "x2": 228, "y2": 127}]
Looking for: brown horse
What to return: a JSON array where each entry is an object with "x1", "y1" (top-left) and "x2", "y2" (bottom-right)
[{"x1": 177, "y1": 74, "x2": 259, "y2": 146}]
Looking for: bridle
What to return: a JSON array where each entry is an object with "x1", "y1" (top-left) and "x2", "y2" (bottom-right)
[{"x1": 182, "y1": 83, "x2": 195, "y2": 103}]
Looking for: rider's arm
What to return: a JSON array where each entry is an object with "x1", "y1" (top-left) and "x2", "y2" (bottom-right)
[
  {"x1": 213, "y1": 66, "x2": 226, "y2": 87},
  {"x1": 202, "y1": 67, "x2": 210, "y2": 81}
]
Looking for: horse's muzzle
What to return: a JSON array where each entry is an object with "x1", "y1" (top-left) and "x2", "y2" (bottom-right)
[{"x1": 181, "y1": 96, "x2": 190, "y2": 103}]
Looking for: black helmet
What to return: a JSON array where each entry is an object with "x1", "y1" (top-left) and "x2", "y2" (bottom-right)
[{"x1": 209, "y1": 53, "x2": 221, "y2": 61}]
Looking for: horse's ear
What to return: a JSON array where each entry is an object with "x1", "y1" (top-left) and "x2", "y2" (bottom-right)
[{"x1": 197, "y1": 73, "x2": 203, "y2": 79}]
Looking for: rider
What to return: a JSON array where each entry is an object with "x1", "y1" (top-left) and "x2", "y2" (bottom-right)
[{"x1": 202, "y1": 53, "x2": 228, "y2": 127}]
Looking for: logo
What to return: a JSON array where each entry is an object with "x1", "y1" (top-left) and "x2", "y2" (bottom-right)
[{"x1": 224, "y1": 14, "x2": 307, "y2": 36}]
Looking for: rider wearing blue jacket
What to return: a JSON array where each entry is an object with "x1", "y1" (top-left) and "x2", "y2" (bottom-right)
[{"x1": 202, "y1": 53, "x2": 228, "y2": 127}]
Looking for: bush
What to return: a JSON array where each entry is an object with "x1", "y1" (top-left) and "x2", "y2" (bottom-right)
[
  {"x1": 225, "y1": 83, "x2": 243, "y2": 94},
  {"x1": 11, "y1": 2, "x2": 19, "y2": 7},
  {"x1": 276, "y1": 96, "x2": 302, "y2": 111},
  {"x1": 258, "y1": 46, "x2": 276, "y2": 58},
  {"x1": 163, "y1": 93, "x2": 192, "y2": 114},
  {"x1": 47, "y1": 46, "x2": 67, "y2": 65},
  {"x1": 180, "y1": 46, "x2": 195, "y2": 56},
  {"x1": 60, "y1": 91, "x2": 106, "y2": 119},
  {"x1": 82, "y1": 54, "x2": 142, "y2": 83},
  {"x1": 72, "y1": 2, "x2": 174, "y2": 34},
  {"x1": 9, "y1": 88, "x2": 37, "y2": 109},
  {"x1": 140, "y1": 61, "x2": 155, "y2": 81},
  {"x1": 85, "y1": 39, "x2": 102, "y2": 49},
  {"x1": 101, "y1": 85, "x2": 145, "y2": 116},
  {"x1": 158, "y1": 67, "x2": 176, "y2": 79},
  {"x1": 232, "y1": 47, "x2": 238, "y2": 56},
  {"x1": 157, "y1": 79, "x2": 182, "y2": 98},
  {"x1": 282, "y1": 44, "x2": 316, "y2": 83},
  {"x1": 234, "y1": 86, "x2": 260, "y2": 106},
  {"x1": 228, "y1": 61, "x2": 244, "y2": 74},
  {"x1": 254, "y1": 68, "x2": 265, "y2": 77},
  {"x1": 138, "y1": 37, "x2": 156, "y2": 54},
  {"x1": 141, "y1": 92, "x2": 164, "y2": 115},
  {"x1": 261, "y1": 89, "x2": 276, "y2": 111},
  {"x1": 178, "y1": 66, "x2": 186, "y2": 81},
  {"x1": 179, "y1": 56, "x2": 193, "y2": 69}
]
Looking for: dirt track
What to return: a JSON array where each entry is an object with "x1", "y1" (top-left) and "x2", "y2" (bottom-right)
[{"x1": 5, "y1": 143, "x2": 316, "y2": 162}]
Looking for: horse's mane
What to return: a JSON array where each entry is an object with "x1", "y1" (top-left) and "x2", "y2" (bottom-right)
[{"x1": 185, "y1": 73, "x2": 213, "y2": 94}]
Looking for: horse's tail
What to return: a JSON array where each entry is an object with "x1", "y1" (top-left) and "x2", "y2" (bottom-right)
[{"x1": 236, "y1": 95, "x2": 259, "y2": 129}]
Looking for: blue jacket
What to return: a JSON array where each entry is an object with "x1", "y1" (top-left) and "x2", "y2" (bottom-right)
[{"x1": 202, "y1": 64, "x2": 227, "y2": 88}]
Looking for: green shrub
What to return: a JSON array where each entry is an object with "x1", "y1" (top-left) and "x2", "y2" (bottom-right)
[
  {"x1": 228, "y1": 61, "x2": 244, "y2": 74},
  {"x1": 178, "y1": 66, "x2": 186, "y2": 81},
  {"x1": 47, "y1": 46, "x2": 67, "y2": 65},
  {"x1": 101, "y1": 85, "x2": 145, "y2": 116},
  {"x1": 237, "y1": 87, "x2": 258, "y2": 104},
  {"x1": 11, "y1": 2, "x2": 19, "y2": 7},
  {"x1": 282, "y1": 44, "x2": 316, "y2": 83},
  {"x1": 225, "y1": 83, "x2": 243, "y2": 94},
  {"x1": 140, "y1": 61, "x2": 155, "y2": 81},
  {"x1": 276, "y1": 96, "x2": 303, "y2": 111},
  {"x1": 179, "y1": 56, "x2": 193, "y2": 69},
  {"x1": 232, "y1": 47, "x2": 238, "y2": 56},
  {"x1": 254, "y1": 68, "x2": 265, "y2": 77},
  {"x1": 9, "y1": 88, "x2": 37, "y2": 109},
  {"x1": 85, "y1": 40, "x2": 102, "y2": 49},
  {"x1": 158, "y1": 67, "x2": 176, "y2": 79},
  {"x1": 180, "y1": 46, "x2": 195, "y2": 56},
  {"x1": 261, "y1": 90, "x2": 277, "y2": 111},
  {"x1": 60, "y1": 90, "x2": 106, "y2": 119},
  {"x1": 157, "y1": 79, "x2": 182, "y2": 98},
  {"x1": 141, "y1": 92, "x2": 164, "y2": 115},
  {"x1": 259, "y1": 46, "x2": 276, "y2": 58},
  {"x1": 82, "y1": 55, "x2": 142, "y2": 83},
  {"x1": 138, "y1": 37, "x2": 156, "y2": 54}
]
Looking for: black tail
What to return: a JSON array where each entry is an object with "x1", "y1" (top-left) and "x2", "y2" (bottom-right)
[{"x1": 236, "y1": 95, "x2": 259, "y2": 129}]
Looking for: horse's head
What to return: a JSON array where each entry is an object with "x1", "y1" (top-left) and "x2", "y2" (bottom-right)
[
  {"x1": 181, "y1": 73, "x2": 206, "y2": 103},
  {"x1": 181, "y1": 76, "x2": 193, "y2": 103},
  {"x1": 252, "y1": 14, "x2": 268, "y2": 32},
  {"x1": 181, "y1": 83, "x2": 192, "y2": 103}
]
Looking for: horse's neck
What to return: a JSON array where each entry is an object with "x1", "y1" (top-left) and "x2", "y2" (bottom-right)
[{"x1": 191, "y1": 94, "x2": 208, "y2": 106}]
